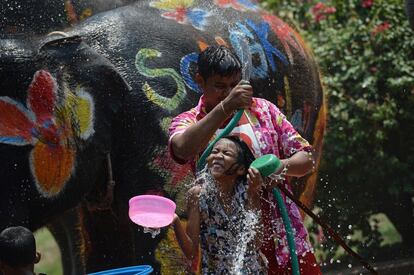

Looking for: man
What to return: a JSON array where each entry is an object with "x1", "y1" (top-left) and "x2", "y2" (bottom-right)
[
  {"x1": 0, "y1": 226, "x2": 45, "y2": 275},
  {"x1": 169, "y1": 45, "x2": 321, "y2": 274}
]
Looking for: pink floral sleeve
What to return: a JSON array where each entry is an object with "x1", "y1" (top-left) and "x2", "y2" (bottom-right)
[
  {"x1": 268, "y1": 102, "x2": 312, "y2": 158},
  {"x1": 168, "y1": 109, "x2": 197, "y2": 164}
]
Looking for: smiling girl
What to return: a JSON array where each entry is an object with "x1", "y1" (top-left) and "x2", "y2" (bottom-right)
[{"x1": 172, "y1": 136, "x2": 266, "y2": 274}]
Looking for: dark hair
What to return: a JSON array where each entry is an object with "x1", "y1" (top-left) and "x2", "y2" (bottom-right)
[
  {"x1": 0, "y1": 226, "x2": 36, "y2": 267},
  {"x1": 197, "y1": 45, "x2": 242, "y2": 80},
  {"x1": 221, "y1": 136, "x2": 255, "y2": 170}
]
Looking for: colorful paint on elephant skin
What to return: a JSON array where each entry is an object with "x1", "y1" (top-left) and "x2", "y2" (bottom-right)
[
  {"x1": 150, "y1": 149, "x2": 199, "y2": 273},
  {"x1": 180, "y1": 19, "x2": 290, "y2": 93},
  {"x1": 245, "y1": 19, "x2": 289, "y2": 73},
  {"x1": 228, "y1": 22, "x2": 269, "y2": 79},
  {"x1": 214, "y1": 0, "x2": 258, "y2": 11},
  {"x1": 155, "y1": 219, "x2": 201, "y2": 274},
  {"x1": 180, "y1": 52, "x2": 201, "y2": 93},
  {"x1": 153, "y1": 150, "x2": 193, "y2": 187},
  {"x1": 262, "y1": 13, "x2": 307, "y2": 64},
  {"x1": 150, "y1": 0, "x2": 210, "y2": 30},
  {"x1": 0, "y1": 70, "x2": 95, "y2": 196},
  {"x1": 135, "y1": 48, "x2": 188, "y2": 111}
]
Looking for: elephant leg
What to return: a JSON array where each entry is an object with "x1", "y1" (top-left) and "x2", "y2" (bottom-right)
[
  {"x1": 80, "y1": 203, "x2": 135, "y2": 272},
  {"x1": 47, "y1": 206, "x2": 87, "y2": 275},
  {"x1": 80, "y1": 201, "x2": 162, "y2": 273}
]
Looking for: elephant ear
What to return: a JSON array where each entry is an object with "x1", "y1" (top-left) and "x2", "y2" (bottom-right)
[
  {"x1": 38, "y1": 35, "x2": 130, "y2": 109},
  {"x1": 24, "y1": 36, "x2": 131, "y2": 196}
]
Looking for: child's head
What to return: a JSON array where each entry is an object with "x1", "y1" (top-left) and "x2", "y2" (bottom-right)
[
  {"x1": 207, "y1": 136, "x2": 255, "y2": 181},
  {"x1": 196, "y1": 45, "x2": 244, "y2": 112},
  {"x1": 197, "y1": 45, "x2": 242, "y2": 81},
  {"x1": 0, "y1": 226, "x2": 40, "y2": 273}
]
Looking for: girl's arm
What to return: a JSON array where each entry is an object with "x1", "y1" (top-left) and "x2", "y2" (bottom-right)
[
  {"x1": 246, "y1": 167, "x2": 263, "y2": 211},
  {"x1": 246, "y1": 167, "x2": 264, "y2": 248},
  {"x1": 172, "y1": 186, "x2": 201, "y2": 260}
]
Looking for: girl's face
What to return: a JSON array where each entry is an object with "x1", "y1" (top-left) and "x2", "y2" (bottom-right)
[{"x1": 206, "y1": 138, "x2": 245, "y2": 181}]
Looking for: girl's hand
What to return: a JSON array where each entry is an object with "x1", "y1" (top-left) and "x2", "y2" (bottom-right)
[
  {"x1": 172, "y1": 213, "x2": 180, "y2": 226},
  {"x1": 247, "y1": 167, "x2": 263, "y2": 194}
]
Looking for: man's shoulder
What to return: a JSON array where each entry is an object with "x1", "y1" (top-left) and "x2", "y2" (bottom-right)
[
  {"x1": 173, "y1": 107, "x2": 198, "y2": 120},
  {"x1": 252, "y1": 97, "x2": 273, "y2": 105},
  {"x1": 251, "y1": 97, "x2": 279, "y2": 112}
]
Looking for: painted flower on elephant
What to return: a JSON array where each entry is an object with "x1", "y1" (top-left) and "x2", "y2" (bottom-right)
[
  {"x1": 214, "y1": 0, "x2": 258, "y2": 11},
  {"x1": 0, "y1": 70, "x2": 94, "y2": 196},
  {"x1": 150, "y1": 0, "x2": 210, "y2": 30},
  {"x1": 261, "y1": 13, "x2": 307, "y2": 64}
]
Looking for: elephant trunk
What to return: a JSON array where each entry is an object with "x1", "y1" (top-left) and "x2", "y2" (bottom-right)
[{"x1": 406, "y1": 0, "x2": 414, "y2": 30}]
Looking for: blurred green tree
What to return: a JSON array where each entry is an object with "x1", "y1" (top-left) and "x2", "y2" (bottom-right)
[{"x1": 261, "y1": 0, "x2": 414, "y2": 265}]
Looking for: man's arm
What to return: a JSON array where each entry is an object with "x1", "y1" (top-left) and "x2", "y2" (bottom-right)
[
  {"x1": 266, "y1": 100, "x2": 315, "y2": 177},
  {"x1": 281, "y1": 150, "x2": 314, "y2": 177},
  {"x1": 264, "y1": 151, "x2": 315, "y2": 191},
  {"x1": 171, "y1": 81, "x2": 253, "y2": 161},
  {"x1": 171, "y1": 103, "x2": 230, "y2": 161}
]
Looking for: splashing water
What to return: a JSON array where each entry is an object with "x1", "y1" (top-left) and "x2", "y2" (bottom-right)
[
  {"x1": 143, "y1": 227, "x2": 161, "y2": 239},
  {"x1": 231, "y1": 209, "x2": 262, "y2": 274},
  {"x1": 194, "y1": 168, "x2": 264, "y2": 274}
]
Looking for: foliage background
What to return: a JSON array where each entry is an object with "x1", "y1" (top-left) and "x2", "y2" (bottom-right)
[{"x1": 260, "y1": 0, "x2": 414, "y2": 270}]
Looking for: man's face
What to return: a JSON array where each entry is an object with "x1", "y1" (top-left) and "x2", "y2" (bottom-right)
[{"x1": 197, "y1": 72, "x2": 241, "y2": 112}]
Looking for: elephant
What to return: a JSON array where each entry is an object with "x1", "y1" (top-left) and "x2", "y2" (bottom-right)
[{"x1": 0, "y1": 0, "x2": 326, "y2": 273}]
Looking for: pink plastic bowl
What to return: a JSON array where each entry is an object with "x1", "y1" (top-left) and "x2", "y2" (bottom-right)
[{"x1": 128, "y1": 195, "x2": 176, "y2": 228}]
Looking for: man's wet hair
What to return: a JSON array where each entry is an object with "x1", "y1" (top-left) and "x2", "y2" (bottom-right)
[
  {"x1": 0, "y1": 226, "x2": 36, "y2": 267},
  {"x1": 197, "y1": 45, "x2": 242, "y2": 80}
]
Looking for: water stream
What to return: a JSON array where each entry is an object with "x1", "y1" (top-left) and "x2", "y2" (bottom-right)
[
  {"x1": 194, "y1": 168, "x2": 263, "y2": 273},
  {"x1": 143, "y1": 227, "x2": 161, "y2": 239}
]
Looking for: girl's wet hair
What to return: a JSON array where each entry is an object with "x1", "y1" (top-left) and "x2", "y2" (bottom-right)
[
  {"x1": 221, "y1": 135, "x2": 255, "y2": 173},
  {"x1": 197, "y1": 45, "x2": 242, "y2": 80}
]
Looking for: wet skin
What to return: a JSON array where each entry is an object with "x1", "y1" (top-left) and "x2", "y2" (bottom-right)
[{"x1": 206, "y1": 138, "x2": 245, "y2": 185}]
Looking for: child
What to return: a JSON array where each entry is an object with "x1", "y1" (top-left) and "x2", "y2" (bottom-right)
[
  {"x1": 173, "y1": 136, "x2": 266, "y2": 274},
  {"x1": 0, "y1": 226, "x2": 45, "y2": 275}
]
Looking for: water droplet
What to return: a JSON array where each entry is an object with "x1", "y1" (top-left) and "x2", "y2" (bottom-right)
[{"x1": 143, "y1": 227, "x2": 160, "y2": 238}]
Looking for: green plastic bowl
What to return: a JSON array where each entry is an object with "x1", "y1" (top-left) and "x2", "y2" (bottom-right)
[{"x1": 250, "y1": 154, "x2": 282, "y2": 177}]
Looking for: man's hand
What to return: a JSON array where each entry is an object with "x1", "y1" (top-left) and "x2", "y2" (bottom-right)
[{"x1": 222, "y1": 80, "x2": 253, "y2": 113}]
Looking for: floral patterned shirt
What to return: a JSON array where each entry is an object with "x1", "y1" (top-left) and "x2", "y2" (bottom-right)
[{"x1": 169, "y1": 96, "x2": 313, "y2": 267}]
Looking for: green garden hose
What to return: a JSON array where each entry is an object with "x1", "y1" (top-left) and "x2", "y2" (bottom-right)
[
  {"x1": 272, "y1": 188, "x2": 300, "y2": 275},
  {"x1": 251, "y1": 154, "x2": 300, "y2": 275}
]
